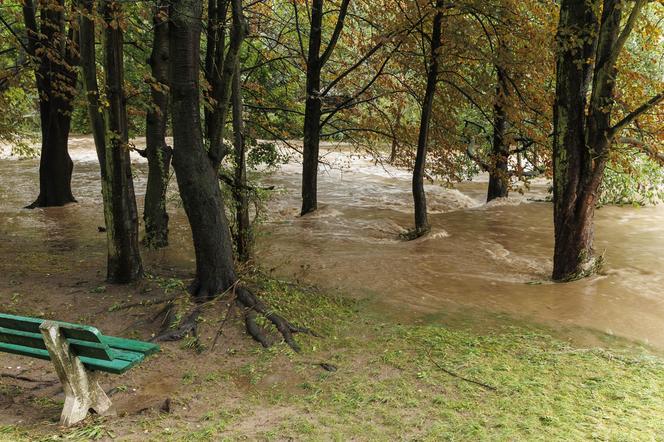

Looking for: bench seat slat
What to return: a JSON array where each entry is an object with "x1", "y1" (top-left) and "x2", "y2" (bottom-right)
[
  {"x1": 0, "y1": 327, "x2": 113, "y2": 361},
  {"x1": 0, "y1": 313, "x2": 158, "y2": 375},
  {"x1": 101, "y1": 336, "x2": 159, "y2": 356},
  {"x1": 0, "y1": 314, "x2": 105, "y2": 345},
  {"x1": 0, "y1": 342, "x2": 143, "y2": 374}
]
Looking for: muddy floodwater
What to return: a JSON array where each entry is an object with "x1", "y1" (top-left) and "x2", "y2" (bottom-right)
[{"x1": 1, "y1": 137, "x2": 663, "y2": 348}]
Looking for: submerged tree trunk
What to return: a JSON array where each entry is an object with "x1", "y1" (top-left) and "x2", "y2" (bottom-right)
[
  {"x1": 23, "y1": 0, "x2": 77, "y2": 208},
  {"x1": 232, "y1": 61, "x2": 251, "y2": 262},
  {"x1": 300, "y1": 0, "x2": 323, "y2": 216},
  {"x1": 486, "y1": 64, "x2": 509, "y2": 202},
  {"x1": 552, "y1": 0, "x2": 601, "y2": 281},
  {"x1": 552, "y1": 0, "x2": 662, "y2": 281},
  {"x1": 79, "y1": 0, "x2": 143, "y2": 283},
  {"x1": 143, "y1": 2, "x2": 172, "y2": 248},
  {"x1": 411, "y1": 6, "x2": 443, "y2": 237}
]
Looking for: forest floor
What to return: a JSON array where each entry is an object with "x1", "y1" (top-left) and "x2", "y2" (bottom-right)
[{"x1": 1, "y1": 235, "x2": 664, "y2": 441}]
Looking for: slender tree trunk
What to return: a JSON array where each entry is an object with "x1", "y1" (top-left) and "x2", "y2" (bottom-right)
[
  {"x1": 300, "y1": 0, "x2": 323, "y2": 216},
  {"x1": 412, "y1": 6, "x2": 443, "y2": 237},
  {"x1": 206, "y1": 0, "x2": 244, "y2": 169},
  {"x1": 486, "y1": 64, "x2": 509, "y2": 202},
  {"x1": 79, "y1": 0, "x2": 143, "y2": 283},
  {"x1": 169, "y1": 0, "x2": 237, "y2": 299},
  {"x1": 143, "y1": 2, "x2": 172, "y2": 248},
  {"x1": 232, "y1": 61, "x2": 251, "y2": 262},
  {"x1": 389, "y1": 109, "x2": 402, "y2": 164},
  {"x1": 23, "y1": 0, "x2": 77, "y2": 208},
  {"x1": 204, "y1": 0, "x2": 229, "y2": 140}
]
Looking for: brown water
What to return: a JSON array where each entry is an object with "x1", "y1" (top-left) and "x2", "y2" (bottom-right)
[{"x1": 1, "y1": 137, "x2": 663, "y2": 347}]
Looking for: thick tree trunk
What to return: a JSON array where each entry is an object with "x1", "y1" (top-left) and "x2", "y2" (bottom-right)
[
  {"x1": 169, "y1": 0, "x2": 237, "y2": 299},
  {"x1": 411, "y1": 7, "x2": 443, "y2": 237},
  {"x1": 23, "y1": 0, "x2": 77, "y2": 208},
  {"x1": 232, "y1": 61, "x2": 251, "y2": 262},
  {"x1": 300, "y1": 0, "x2": 323, "y2": 216},
  {"x1": 486, "y1": 65, "x2": 509, "y2": 202},
  {"x1": 551, "y1": 0, "x2": 642, "y2": 281},
  {"x1": 30, "y1": 104, "x2": 76, "y2": 208},
  {"x1": 79, "y1": 0, "x2": 142, "y2": 283},
  {"x1": 552, "y1": 1, "x2": 598, "y2": 281},
  {"x1": 143, "y1": 2, "x2": 172, "y2": 248},
  {"x1": 165, "y1": 0, "x2": 314, "y2": 350}
]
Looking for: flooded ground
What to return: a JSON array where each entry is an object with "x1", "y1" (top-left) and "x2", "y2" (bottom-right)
[{"x1": 1, "y1": 137, "x2": 663, "y2": 348}]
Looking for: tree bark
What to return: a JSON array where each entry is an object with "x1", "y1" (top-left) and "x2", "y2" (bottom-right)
[
  {"x1": 169, "y1": 0, "x2": 237, "y2": 299},
  {"x1": 486, "y1": 64, "x2": 509, "y2": 202},
  {"x1": 23, "y1": 0, "x2": 77, "y2": 208},
  {"x1": 300, "y1": 0, "x2": 323, "y2": 216},
  {"x1": 411, "y1": 5, "x2": 443, "y2": 237},
  {"x1": 232, "y1": 61, "x2": 251, "y2": 262},
  {"x1": 143, "y1": 2, "x2": 172, "y2": 248},
  {"x1": 79, "y1": 0, "x2": 143, "y2": 283}
]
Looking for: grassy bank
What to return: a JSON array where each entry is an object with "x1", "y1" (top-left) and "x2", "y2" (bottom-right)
[{"x1": 1, "y1": 275, "x2": 663, "y2": 441}]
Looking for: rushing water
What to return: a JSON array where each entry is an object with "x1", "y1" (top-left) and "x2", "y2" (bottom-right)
[{"x1": 1, "y1": 137, "x2": 663, "y2": 348}]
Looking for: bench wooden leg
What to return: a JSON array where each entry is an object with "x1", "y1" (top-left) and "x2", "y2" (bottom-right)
[{"x1": 39, "y1": 321, "x2": 114, "y2": 426}]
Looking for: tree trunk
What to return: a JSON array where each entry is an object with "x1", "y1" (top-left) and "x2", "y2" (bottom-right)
[
  {"x1": 204, "y1": 0, "x2": 229, "y2": 139},
  {"x1": 23, "y1": 0, "x2": 77, "y2": 208},
  {"x1": 300, "y1": 0, "x2": 323, "y2": 216},
  {"x1": 486, "y1": 65, "x2": 509, "y2": 202},
  {"x1": 79, "y1": 0, "x2": 143, "y2": 283},
  {"x1": 143, "y1": 2, "x2": 172, "y2": 248},
  {"x1": 169, "y1": 0, "x2": 237, "y2": 300},
  {"x1": 388, "y1": 109, "x2": 402, "y2": 164},
  {"x1": 206, "y1": 0, "x2": 245, "y2": 169},
  {"x1": 411, "y1": 6, "x2": 443, "y2": 237},
  {"x1": 232, "y1": 61, "x2": 251, "y2": 262}
]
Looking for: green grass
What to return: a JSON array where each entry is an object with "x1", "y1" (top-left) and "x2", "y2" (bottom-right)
[{"x1": 3, "y1": 275, "x2": 664, "y2": 441}]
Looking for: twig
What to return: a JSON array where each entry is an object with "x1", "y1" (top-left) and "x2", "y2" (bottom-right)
[
  {"x1": 0, "y1": 373, "x2": 57, "y2": 385},
  {"x1": 104, "y1": 296, "x2": 182, "y2": 313},
  {"x1": 425, "y1": 349, "x2": 497, "y2": 392},
  {"x1": 210, "y1": 294, "x2": 238, "y2": 351}
]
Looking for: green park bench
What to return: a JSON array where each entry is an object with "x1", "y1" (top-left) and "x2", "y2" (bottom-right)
[{"x1": 0, "y1": 313, "x2": 159, "y2": 426}]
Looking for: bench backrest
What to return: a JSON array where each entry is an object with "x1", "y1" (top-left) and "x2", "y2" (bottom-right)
[{"x1": 0, "y1": 313, "x2": 114, "y2": 361}]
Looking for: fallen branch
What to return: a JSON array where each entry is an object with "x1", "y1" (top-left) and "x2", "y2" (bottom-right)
[
  {"x1": 210, "y1": 295, "x2": 237, "y2": 351},
  {"x1": 425, "y1": 349, "x2": 497, "y2": 392},
  {"x1": 102, "y1": 296, "x2": 182, "y2": 314}
]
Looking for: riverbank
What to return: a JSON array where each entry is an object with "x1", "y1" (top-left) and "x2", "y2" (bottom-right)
[{"x1": 1, "y1": 269, "x2": 663, "y2": 441}]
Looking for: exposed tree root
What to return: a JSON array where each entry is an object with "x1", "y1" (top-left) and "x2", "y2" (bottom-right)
[
  {"x1": 235, "y1": 286, "x2": 318, "y2": 353},
  {"x1": 152, "y1": 303, "x2": 201, "y2": 342},
  {"x1": 148, "y1": 280, "x2": 317, "y2": 352}
]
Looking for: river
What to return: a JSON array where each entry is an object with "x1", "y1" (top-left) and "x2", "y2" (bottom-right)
[{"x1": 1, "y1": 137, "x2": 663, "y2": 348}]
